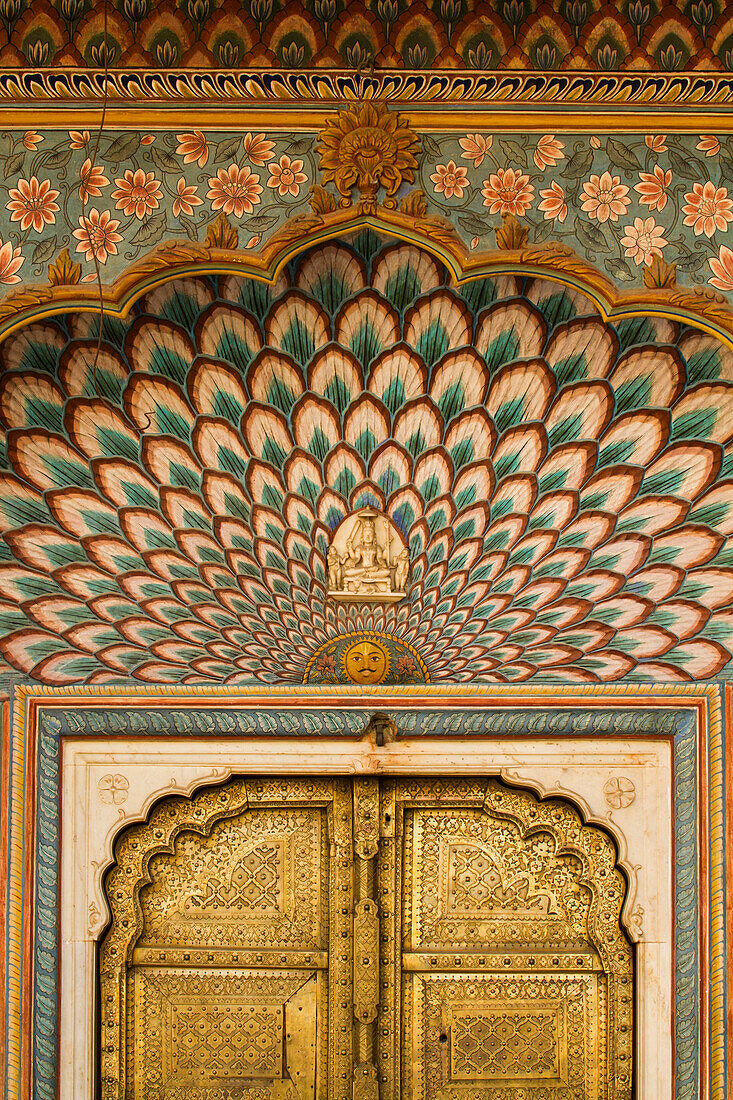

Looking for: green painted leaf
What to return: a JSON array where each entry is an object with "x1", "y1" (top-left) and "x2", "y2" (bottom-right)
[
  {"x1": 104, "y1": 133, "x2": 141, "y2": 162},
  {"x1": 575, "y1": 218, "x2": 611, "y2": 253},
  {"x1": 129, "y1": 212, "x2": 168, "y2": 248},
  {"x1": 605, "y1": 137, "x2": 640, "y2": 172},
  {"x1": 32, "y1": 236, "x2": 57, "y2": 265},
  {"x1": 150, "y1": 146, "x2": 180, "y2": 173}
]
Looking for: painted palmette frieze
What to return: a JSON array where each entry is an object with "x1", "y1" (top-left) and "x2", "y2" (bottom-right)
[{"x1": 0, "y1": 232, "x2": 732, "y2": 686}]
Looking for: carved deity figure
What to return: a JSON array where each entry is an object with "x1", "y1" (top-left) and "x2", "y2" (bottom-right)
[
  {"x1": 326, "y1": 509, "x2": 409, "y2": 603},
  {"x1": 342, "y1": 517, "x2": 391, "y2": 593}
]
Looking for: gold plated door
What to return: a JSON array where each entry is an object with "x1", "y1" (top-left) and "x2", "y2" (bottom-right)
[
  {"x1": 99, "y1": 778, "x2": 354, "y2": 1100},
  {"x1": 100, "y1": 775, "x2": 633, "y2": 1100},
  {"x1": 377, "y1": 779, "x2": 633, "y2": 1100}
]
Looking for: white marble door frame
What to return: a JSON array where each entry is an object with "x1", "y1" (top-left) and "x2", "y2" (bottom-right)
[{"x1": 60, "y1": 733, "x2": 673, "y2": 1100}]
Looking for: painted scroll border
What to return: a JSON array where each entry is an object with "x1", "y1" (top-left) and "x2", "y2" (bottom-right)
[
  {"x1": 0, "y1": 683, "x2": 725, "y2": 1100},
  {"x1": 0, "y1": 70, "x2": 733, "y2": 110}
]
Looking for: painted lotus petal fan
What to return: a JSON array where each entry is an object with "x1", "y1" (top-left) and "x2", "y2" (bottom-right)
[{"x1": 0, "y1": 230, "x2": 732, "y2": 685}]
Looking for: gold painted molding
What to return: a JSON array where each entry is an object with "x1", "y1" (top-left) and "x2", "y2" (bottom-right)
[
  {"x1": 2, "y1": 206, "x2": 733, "y2": 348},
  {"x1": 5, "y1": 106, "x2": 733, "y2": 133},
  {"x1": 7, "y1": 108, "x2": 733, "y2": 133}
]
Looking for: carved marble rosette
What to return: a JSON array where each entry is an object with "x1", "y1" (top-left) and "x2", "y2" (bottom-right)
[{"x1": 327, "y1": 509, "x2": 409, "y2": 604}]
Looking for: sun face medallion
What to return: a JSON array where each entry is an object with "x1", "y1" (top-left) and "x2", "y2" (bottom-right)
[{"x1": 342, "y1": 639, "x2": 390, "y2": 684}]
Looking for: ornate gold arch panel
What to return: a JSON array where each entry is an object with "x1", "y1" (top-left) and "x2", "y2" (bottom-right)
[
  {"x1": 0, "y1": 230, "x2": 732, "y2": 685},
  {"x1": 100, "y1": 776, "x2": 354, "y2": 1100},
  {"x1": 100, "y1": 773, "x2": 633, "y2": 1100}
]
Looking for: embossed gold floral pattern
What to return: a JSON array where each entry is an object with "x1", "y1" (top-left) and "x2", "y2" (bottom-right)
[
  {"x1": 101, "y1": 775, "x2": 632, "y2": 1100},
  {"x1": 100, "y1": 777, "x2": 354, "y2": 1100}
]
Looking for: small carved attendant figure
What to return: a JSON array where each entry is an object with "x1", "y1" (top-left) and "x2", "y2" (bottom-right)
[
  {"x1": 394, "y1": 547, "x2": 409, "y2": 593},
  {"x1": 327, "y1": 544, "x2": 343, "y2": 590},
  {"x1": 326, "y1": 508, "x2": 409, "y2": 604}
]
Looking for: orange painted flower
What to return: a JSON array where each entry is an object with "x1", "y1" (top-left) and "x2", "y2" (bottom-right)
[
  {"x1": 68, "y1": 130, "x2": 90, "y2": 149},
  {"x1": 459, "y1": 133, "x2": 492, "y2": 169},
  {"x1": 590, "y1": 135, "x2": 602, "y2": 149},
  {"x1": 243, "y1": 132, "x2": 276, "y2": 166},
  {"x1": 538, "y1": 181, "x2": 568, "y2": 222},
  {"x1": 580, "y1": 171, "x2": 630, "y2": 222},
  {"x1": 533, "y1": 134, "x2": 565, "y2": 169},
  {"x1": 697, "y1": 135, "x2": 720, "y2": 157},
  {"x1": 207, "y1": 164, "x2": 262, "y2": 216},
  {"x1": 6, "y1": 177, "x2": 60, "y2": 232},
  {"x1": 635, "y1": 165, "x2": 672, "y2": 212},
  {"x1": 481, "y1": 167, "x2": 534, "y2": 216},
  {"x1": 112, "y1": 169, "x2": 163, "y2": 219},
  {"x1": 620, "y1": 217, "x2": 668, "y2": 266},
  {"x1": 22, "y1": 131, "x2": 42, "y2": 150},
  {"x1": 140, "y1": 134, "x2": 155, "y2": 145},
  {"x1": 78, "y1": 158, "x2": 110, "y2": 203},
  {"x1": 682, "y1": 181, "x2": 733, "y2": 236},
  {"x1": 172, "y1": 177, "x2": 203, "y2": 218},
  {"x1": 430, "y1": 160, "x2": 469, "y2": 199},
  {"x1": 267, "y1": 154, "x2": 308, "y2": 197},
  {"x1": 176, "y1": 130, "x2": 209, "y2": 168},
  {"x1": 0, "y1": 240, "x2": 24, "y2": 283},
  {"x1": 72, "y1": 209, "x2": 123, "y2": 264},
  {"x1": 709, "y1": 244, "x2": 733, "y2": 291},
  {"x1": 645, "y1": 134, "x2": 668, "y2": 153}
]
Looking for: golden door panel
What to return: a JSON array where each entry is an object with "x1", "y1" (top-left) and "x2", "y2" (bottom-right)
[
  {"x1": 378, "y1": 778, "x2": 632, "y2": 1100},
  {"x1": 129, "y1": 968, "x2": 319, "y2": 1099},
  {"x1": 403, "y1": 972, "x2": 601, "y2": 1099},
  {"x1": 99, "y1": 777, "x2": 353, "y2": 1100},
  {"x1": 100, "y1": 775, "x2": 632, "y2": 1100},
  {"x1": 136, "y1": 804, "x2": 324, "y2": 951}
]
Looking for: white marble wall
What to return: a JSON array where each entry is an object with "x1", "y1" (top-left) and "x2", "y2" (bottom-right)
[{"x1": 60, "y1": 733, "x2": 672, "y2": 1100}]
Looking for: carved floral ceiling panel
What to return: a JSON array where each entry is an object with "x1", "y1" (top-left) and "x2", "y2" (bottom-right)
[
  {"x1": 0, "y1": 232, "x2": 731, "y2": 685},
  {"x1": 5, "y1": 0, "x2": 733, "y2": 71}
]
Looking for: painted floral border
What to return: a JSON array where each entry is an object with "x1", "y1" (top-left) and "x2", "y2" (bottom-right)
[{"x1": 0, "y1": 127, "x2": 732, "y2": 302}]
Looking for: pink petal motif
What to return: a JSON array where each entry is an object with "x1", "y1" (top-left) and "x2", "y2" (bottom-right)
[
  {"x1": 207, "y1": 164, "x2": 262, "y2": 216},
  {"x1": 533, "y1": 134, "x2": 565, "y2": 169},
  {"x1": 459, "y1": 133, "x2": 492, "y2": 168},
  {"x1": 697, "y1": 135, "x2": 721, "y2": 157},
  {"x1": 176, "y1": 130, "x2": 209, "y2": 167},
  {"x1": 682, "y1": 181, "x2": 733, "y2": 237},
  {"x1": 72, "y1": 208, "x2": 123, "y2": 264},
  {"x1": 242, "y1": 132, "x2": 275, "y2": 166},
  {"x1": 111, "y1": 169, "x2": 163, "y2": 219},
  {"x1": 0, "y1": 239, "x2": 23, "y2": 283},
  {"x1": 620, "y1": 216, "x2": 668, "y2": 266},
  {"x1": 580, "y1": 171, "x2": 630, "y2": 222},
  {"x1": 429, "y1": 160, "x2": 469, "y2": 199},
  {"x1": 709, "y1": 245, "x2": 733, "y2": 291},
  {"x1": 266, "y1": 155, "x2": 308, "y2": 198},
  {"x1": 481, "y1": 167, "x2": 534, "y2": 215},
  {"x1": 538, "y1": 181, "x2": 567, "y2": 222},
  {"x1": 0, "y1": 236, "x2": 730, "y2": 688},
  {"x1": 172, "y1": 177, "x2": 203, "y2": 218},
  {"x1": 6, "y1": 177, "x2": 60, "y2": 232},
  {"x1": 634, "y1": 166, "x2": 671, "y2": 212}
]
